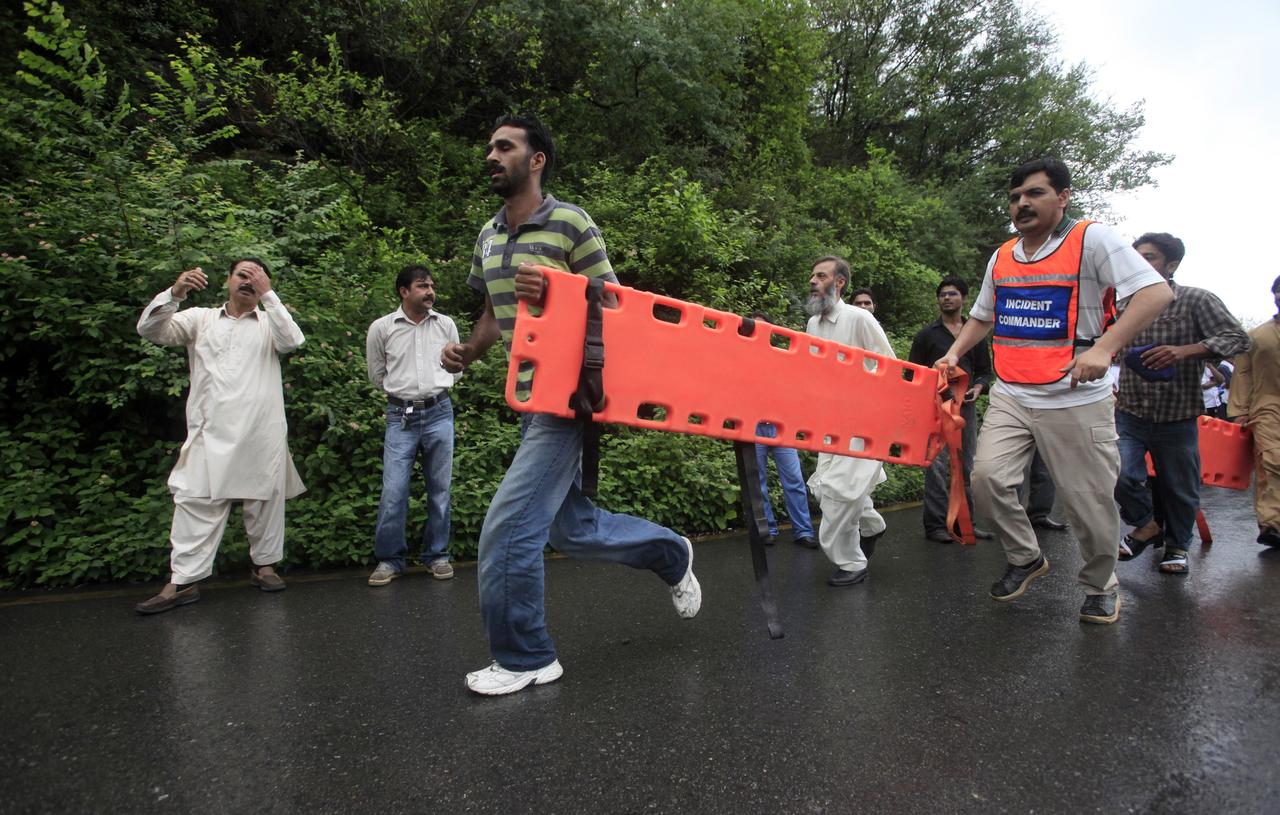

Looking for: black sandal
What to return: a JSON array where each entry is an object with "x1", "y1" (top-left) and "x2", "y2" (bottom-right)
[
  {"x1": 1159, "y1": 547, "x2": 1189, "y2": 575},
  {"x1": 1118, "y1": 533, "x2": 1160, "y2": 561}
]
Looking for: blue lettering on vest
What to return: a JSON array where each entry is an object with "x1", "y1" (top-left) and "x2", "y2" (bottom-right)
[{"x1": 994, "y1": 285, "x2": 1071, "y2": 340}]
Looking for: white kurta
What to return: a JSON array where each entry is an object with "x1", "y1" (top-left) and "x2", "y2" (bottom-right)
[
  {"x1": 138, "y1": 289, "x2": 306, "y2": 501},
  {"x1": 805, "y1": 300, "x2": 896, "y2": 502}
]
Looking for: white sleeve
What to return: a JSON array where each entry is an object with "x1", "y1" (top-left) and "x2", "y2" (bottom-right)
[
  {"x1": 445, "y1": 315, "x2": 462, "y2": 385},
  {"x1": 858, "y1": 312, "x2": 895, "y2": 359},
  {"x1": 366, "y1": 318, "x2": 386, "y2": 389},
  {"x1": 259, "y1": 291, "x2": 305, "y2": 354},
  {"x1": 1087, "y1": 223, "x2": 1165, "y2": 301},
  {"x1": 137, "y1": 289, "x2": 201, "y2": 346},
  {"x1": 968, "y1": 253, "x2": 999, "y2": 322}
]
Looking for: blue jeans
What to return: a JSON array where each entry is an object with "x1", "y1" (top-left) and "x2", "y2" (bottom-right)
[
  {"x1": 373, "y1": 398, "x2": 454, "y2": 571},
  {"x1": 1114, "y1": 411, "x2": 1201, "y2": 549},
  {"x1": 753, "y1": 422, "x2": 814, "y2": 539},
  {"x1": 478, "y1": 414, "x2": 688, "y2": 671}
]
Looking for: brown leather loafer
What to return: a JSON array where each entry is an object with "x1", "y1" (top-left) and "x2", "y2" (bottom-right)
[
  {"x1": 134, "y1": 585, "x2": 201, "y2": 615},
  {"x1": 249, "y1": 569, "x2": 286, "y2": 592}
]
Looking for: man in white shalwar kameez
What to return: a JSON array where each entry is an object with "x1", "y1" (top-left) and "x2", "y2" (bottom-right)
[
  {"x1": 134, "y1": 259, "x2": 306, "y2": 614},
  {"x1": 804, "y1": 255, "x2": 893, "y2": 586}
]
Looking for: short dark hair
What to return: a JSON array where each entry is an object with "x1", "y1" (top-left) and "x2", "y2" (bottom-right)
[
  {"x1": 229, "y1": 257, "x2": 270, "y2": 277},
  {"x1": 1010, "y1": 157, "x2": 1071, "y2": 193},
  {"x1": 850, "y1": 288, "x2": 875, "y2": 303},
  {"x1": 813, "y1": 255, "x2": 851, "y2": 296},
  {"x1": 936, "y1": 277, "x2": 968, "y2": 297},
  {"x1": 1272, "y1": 274, "x2": 1280, "y2": 294},
  {"x1": 493, "y1": 113, "x2": 556, "y2": 183},
  {"x1": 396, "y1": 264, "x2": 433, "y2": 298},
  {"x1": 1133, "y1": 232, "x2": 1186, "y2": 264}
]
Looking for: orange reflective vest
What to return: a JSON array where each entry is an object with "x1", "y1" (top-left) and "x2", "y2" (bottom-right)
[{"x1": 991, "y1": 220, "x2": 1094, "y2": 385}]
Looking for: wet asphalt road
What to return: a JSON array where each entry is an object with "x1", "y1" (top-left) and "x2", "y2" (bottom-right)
[{"x1": 2, "y1": 485, "x2": 1278, "y2": 814}]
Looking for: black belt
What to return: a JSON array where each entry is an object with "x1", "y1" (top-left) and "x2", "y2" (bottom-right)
[{"x1": 387, "y1": 392, "x2": 447, "y2": 410}]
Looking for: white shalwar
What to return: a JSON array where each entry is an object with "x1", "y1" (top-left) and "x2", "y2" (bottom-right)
[
  {"x1": 138, "y1": 289, "x2": 306, "y2": 583},
  {"x1": 805, "y1": 300, "x2": 895, "y2": 573}
]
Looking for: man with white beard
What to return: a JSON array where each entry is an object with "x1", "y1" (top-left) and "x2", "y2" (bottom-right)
[{"x1": 804, "y1": 255, "x2": 894, "y2": 585}]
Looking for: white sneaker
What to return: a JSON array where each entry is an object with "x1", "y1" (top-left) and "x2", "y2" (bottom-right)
[
  {"x1": 465, "y1": 660, "x2": 564, "y2": 696},
  {"x1": 670, "y1": 536, "x2": 701, "y2": 619},
  {"x1": 368, "y1": 561, "x2": 400, "y2": 586}
]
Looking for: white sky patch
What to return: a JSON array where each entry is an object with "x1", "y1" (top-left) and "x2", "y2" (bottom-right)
[{"x1": 1042, "y1": 0, "x2": 1280, "y2": 325}]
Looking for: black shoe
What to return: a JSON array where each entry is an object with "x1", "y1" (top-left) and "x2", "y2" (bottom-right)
[
  {"x1": 793, "y1": 536, "x2": 819, "y2": 549},
  {"x1": 134, "y1": 585, "x2": 201, "y2": 615},
  {"x1": 861, "y1": 530, "x2": 884, "y2": 560},
  {"x1": 1257, "y1": 528, "x2": 1280, "y2": 547},
  {"x1": 1118, "y1": 532, "x2": 1160, "y2": 561},
  {"x1": 974, "y1": 527, "x2": 994, "y2": 540},
  {"x1": 990, "y1": 555, "x2": 1049, "y2": 602},
  {"x1": 1079, "y1": 592, "x2": 1121, "y2": 624},
  {"x1": 925, "y1": 529, "x2": 953, "y2": 544},
  {"x1": 828, "y1": 567, "x2": 868, "y2": 586},
  {"x1": 1031, "y1": 516, "x2": 1069, "y2": 531}
]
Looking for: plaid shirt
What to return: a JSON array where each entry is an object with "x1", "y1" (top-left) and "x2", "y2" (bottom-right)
[{"x1": 1116, "y1": 282, "x2": 1250, "y2": 422}]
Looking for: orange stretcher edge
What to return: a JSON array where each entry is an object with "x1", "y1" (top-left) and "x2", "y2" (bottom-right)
[{"x1": 505, "y1": 268, "x2": 977, "y2": 544}]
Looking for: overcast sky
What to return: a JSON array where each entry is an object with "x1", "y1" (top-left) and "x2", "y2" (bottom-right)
[{"x1": 1043, "y1": 0, "x2": 1279, "y2": 326}]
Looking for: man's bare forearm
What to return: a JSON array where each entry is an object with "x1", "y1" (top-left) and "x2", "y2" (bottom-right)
[{"x1": 944, "y1": 317, "x2": 994, "y2": 363}]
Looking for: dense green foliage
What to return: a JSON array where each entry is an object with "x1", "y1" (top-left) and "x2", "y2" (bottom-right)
[{"x1": 0, "y1": 0, "x2": 1167, "y2": 587}]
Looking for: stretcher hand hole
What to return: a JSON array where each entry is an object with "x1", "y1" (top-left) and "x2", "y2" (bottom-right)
[
  {"x1": 637, "y1": 403, "x2": 668, "y2": 423},
  {"x1": 652, "y1": 302, "x2": 682, "y2": 325}
]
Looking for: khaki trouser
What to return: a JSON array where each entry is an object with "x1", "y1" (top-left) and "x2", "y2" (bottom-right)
[
  {"x1": 1252, "y1": 416, "x2": 1280, "y2": 530},
  {"x1": 169, "y1": 490, "x2": 286, "y2": 584},
  {"x1": 973, "y1": 390, "x2": 1120, "y2": 595}
]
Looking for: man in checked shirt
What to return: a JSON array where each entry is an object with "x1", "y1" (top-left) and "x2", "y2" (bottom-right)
[{"x1": 1114, "y1": 233, "x2": 1249, "y2": 575}]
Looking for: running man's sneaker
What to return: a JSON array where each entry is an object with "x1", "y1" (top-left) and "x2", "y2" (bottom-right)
[
  {"x1": 670, "y1": 536, "x2": 702, "y2": 619},
  {"x1": 1079, "y1": 592, "x2": 1121, "y2": 624},
  {"x1": 990, "y1": 555, "x2": 1049, "y2": 602},
  {"x1": 429, "y1": 559, "x2": 454, "y2": 580},
  {"x1": 465, "y1": 660, "x2": 564, "y2": 696}
]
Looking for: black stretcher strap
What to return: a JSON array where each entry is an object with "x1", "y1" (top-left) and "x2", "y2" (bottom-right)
[
  {"x1": 570, "y1": 278, "x2": 607, "y2": 498},
  {"x1": 732, "y1": 315, "x2": 783, "y2": 638},
  {"x1": 735, "y1": 441, "x2": 784, "y2": 639}
]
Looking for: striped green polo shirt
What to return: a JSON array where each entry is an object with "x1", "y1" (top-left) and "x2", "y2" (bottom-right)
[{"x1": 468, "y1": 195, "x2": 617, "y2": 395}]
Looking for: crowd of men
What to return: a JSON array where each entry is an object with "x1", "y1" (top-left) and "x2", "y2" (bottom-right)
[{"x1": 131, "y1": 115, "x2": 1280, "y2": 696}]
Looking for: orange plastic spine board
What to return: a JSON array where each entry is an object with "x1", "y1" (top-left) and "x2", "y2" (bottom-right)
[
  {"x1": 1144, "y1": 416, "x2": 1254, "y2": 491},
  {"x1": 507, "y1": 268, "x2": 949, "y2": 466}
]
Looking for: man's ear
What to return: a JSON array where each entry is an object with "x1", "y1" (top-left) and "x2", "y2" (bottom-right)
[{"x1": 1166, "y1": 260, "x2": 1180, "y2": 276}]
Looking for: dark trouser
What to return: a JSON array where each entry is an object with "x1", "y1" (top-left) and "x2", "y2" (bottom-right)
[{"x1": 1113, "y1": 411, "x2": 1201, "y2": 550}]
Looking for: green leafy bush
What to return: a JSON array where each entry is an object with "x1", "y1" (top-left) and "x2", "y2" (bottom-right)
[{"x1": 0, "y1": 0, "x2": 1163, "y2": 588}]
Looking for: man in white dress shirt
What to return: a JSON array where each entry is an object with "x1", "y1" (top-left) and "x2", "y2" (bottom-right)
[
  {"x1": 804, "y1": 255, "x2": 893, "y2": 586},
  {"x1": 366, "y1": 265, "x2": 460, "y2": 586},
  {"x1": 135, "y1": 258, "x2": 306, "y2": 614}
]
